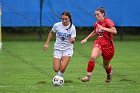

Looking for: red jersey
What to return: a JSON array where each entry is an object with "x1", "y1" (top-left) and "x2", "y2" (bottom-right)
[
  {"x1": 93, "y1": 18, "x2": 115, "y2": 60},
  {"x1": 94, "y1": 18, "x2": 115, "y2": 46}
]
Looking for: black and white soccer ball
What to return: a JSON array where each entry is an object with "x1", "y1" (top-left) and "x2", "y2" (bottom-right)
[{"x1": 52, "y1": 75, "x2": 64, "y2": 86}]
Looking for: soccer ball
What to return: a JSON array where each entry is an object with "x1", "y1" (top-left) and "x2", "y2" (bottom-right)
[{"x1": 52, "y1": 75, "x2": 64, "y2": 86}]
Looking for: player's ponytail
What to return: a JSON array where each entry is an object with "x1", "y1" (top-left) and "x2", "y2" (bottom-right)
[
  {"x1": 96, "y1": 7, "x2": 105, "y2": 17},
  {"x1": 68, "y1": 16, "x2": 72, "y2": 30},
  {"x1": 62, "y1": 11, "x2": 72, "y2": 30}
]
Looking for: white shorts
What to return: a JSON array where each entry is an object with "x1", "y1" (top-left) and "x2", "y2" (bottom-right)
[{"x1": 53, "y1": 49, "x2": 73, "y2": 59}]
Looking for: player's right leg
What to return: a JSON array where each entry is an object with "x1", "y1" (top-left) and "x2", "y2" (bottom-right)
[
  {"x1": 53, "y1": 58, "x2": 61, "y2": 72},
  {"x1": 81, "y1": 47, "x2": 101, "y2": 82},
  {"x1": 53, "y1": 49, "x2": 62, "y2": 76}
]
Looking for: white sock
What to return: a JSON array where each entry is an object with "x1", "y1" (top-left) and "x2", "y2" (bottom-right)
[
  {"x1": 57, "y1": 71, "x2": 63, "y2": 77},
  {"x1": 86, "y1": 72, "x2": 92, "y2": 79}
]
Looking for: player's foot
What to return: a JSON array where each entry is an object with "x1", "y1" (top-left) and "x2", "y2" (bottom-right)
[
  {"x1": 81, "y1": 77, "x2": 90, "y2": 82},
  {"x1": 105, "y1": 72, "x2": 112, "y2": 83}
]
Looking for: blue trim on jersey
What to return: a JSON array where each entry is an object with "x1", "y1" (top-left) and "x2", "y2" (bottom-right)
[{"x1": 57, "y1": 32, "x2": 71, "y2": 41}]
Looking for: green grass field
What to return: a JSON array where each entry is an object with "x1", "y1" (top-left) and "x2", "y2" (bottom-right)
[{"x1": 0, "y1": 39, "x2": 140, "y2": 93}]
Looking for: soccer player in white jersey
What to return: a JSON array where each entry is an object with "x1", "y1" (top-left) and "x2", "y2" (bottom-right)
[{"x1": 44, "y1": 11, "x2": 76, "y2": 79}]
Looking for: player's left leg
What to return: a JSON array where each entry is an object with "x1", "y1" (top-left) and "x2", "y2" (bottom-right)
[
  {"x1": 59, "y1": 49, "x2": 73, "y2": 77},
  {"x1": 60, "y1": 56, "x2": 71, "y2": 73},
  {"x1": 103, "y1": 60, "x2": 113, "y2": 83},
  {"x1": 102, "y1": 45, "x2": 114, "y2": 83}
]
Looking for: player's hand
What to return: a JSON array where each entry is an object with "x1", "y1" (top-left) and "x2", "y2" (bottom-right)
[
  {"x1": 81, "y1": 39, "x2": 87, "y2": 44},
  {"x1": 43, "y1": 43, "x2": 49, "y2": 51},
  {"x1": 70, "y1": 37, "x2": 75, "y2": 44}
]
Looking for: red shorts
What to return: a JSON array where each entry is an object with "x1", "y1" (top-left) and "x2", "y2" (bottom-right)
[{"x1": 93, "y1": 40, "x2": 114, "y2": 61}]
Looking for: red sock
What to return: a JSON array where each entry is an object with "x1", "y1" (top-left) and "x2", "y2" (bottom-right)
[
  {"x1": 87, "y1": 60, "x2": 95, "y2": 72},
  {"x1": 105, "y1": 65, "x2": 112, "y2": 74}
]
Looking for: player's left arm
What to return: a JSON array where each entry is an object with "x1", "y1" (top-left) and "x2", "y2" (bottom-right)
[
  {"x1": 98, "y1": 24, "x2": 117, "y2": 34},
  {"x1": 98, "y1": 19, "x2": 117, "y2": 34},
  {"x1": 70, "y1": 26, "x2": 76, "y2": 44}
]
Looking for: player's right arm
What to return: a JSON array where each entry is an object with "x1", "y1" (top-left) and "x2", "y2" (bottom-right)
[
  {"x1": 44, "y1": 23, "x2": 57, "y2": 50},
  {"x1": 44, "y1": 30, "x2": 55, "y2": 49},
  {"x1": 81, "y1": 30, "x2": 97, "y2": 44}
]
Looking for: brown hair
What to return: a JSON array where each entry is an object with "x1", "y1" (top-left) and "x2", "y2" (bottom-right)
[
  {"x1": 62, "y1": 11, "x2": 72, "y2": 30},
  {"x1": 96, "y1": 7, "x2": 105, "y2": 16}
]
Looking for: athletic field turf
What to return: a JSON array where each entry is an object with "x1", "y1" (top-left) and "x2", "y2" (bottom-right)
[{"x1": 0, "y1": 40, "x2": 140, "y2": 93}]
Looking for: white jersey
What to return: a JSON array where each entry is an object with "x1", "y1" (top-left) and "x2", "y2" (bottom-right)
[{"x1": 52, "y1": 22, "x2": 76, "y2": 50}]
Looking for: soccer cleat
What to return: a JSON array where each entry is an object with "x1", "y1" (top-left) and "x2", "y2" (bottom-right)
[
  {"x1": 105, "y1": 72, "x2": 112, "y2": 83},
  {"x1": 81, "y1": 77, "x2": 90, "y2": 82}
]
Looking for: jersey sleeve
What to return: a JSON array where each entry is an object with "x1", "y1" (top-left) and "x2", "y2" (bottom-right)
[
  {"x1": 51, "y1": 23, "x2": 58, "y2": 33},
  {"x1": 71, "y1": 26, "x2": 76, "y2": 38},
  {"x1": 106, "y1": 19, "x2": 115, "y2": 28}
]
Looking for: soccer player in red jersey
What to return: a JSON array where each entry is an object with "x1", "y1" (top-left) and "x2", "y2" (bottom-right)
[{"x1": 81, "y1": 7, "x2": 117, "y2": 83}]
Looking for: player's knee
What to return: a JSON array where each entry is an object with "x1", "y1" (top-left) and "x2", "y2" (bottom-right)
[
  {"x1": 90, "y1": 56, "x2": 95, "y2": 61},
  {"x1": 53, "y1": 67, "x2": 59, "y2": 72}
]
